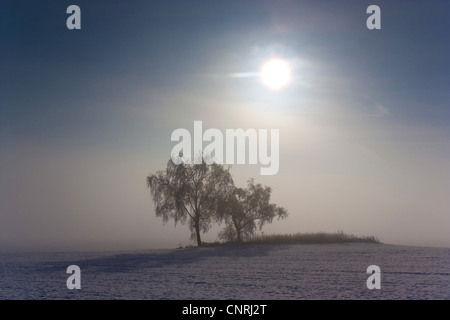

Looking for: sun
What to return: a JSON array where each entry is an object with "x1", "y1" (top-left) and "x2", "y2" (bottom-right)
[{"x1": 260, "y1": 59, "x2": 292, "y2": 90}]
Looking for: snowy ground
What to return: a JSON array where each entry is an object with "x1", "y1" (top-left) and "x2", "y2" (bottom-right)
[{"x1": 0, "y1": 243, "x2": 449, "y2": 299}]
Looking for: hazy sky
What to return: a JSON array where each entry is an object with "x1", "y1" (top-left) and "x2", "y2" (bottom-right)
[{"x1": 1, "y1": 0, "x2": 449, "y2": 251}]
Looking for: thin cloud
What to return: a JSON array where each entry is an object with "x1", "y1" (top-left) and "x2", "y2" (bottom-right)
[{"x1": 376, "y1": 103, "x2": 390, "y2": 116}]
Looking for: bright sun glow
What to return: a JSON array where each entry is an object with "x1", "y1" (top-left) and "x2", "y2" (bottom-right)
[{"x1": 260, "y1": 59, "x2": 292, "y2": 90}]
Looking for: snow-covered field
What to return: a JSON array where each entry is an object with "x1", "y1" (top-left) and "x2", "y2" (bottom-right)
[{"x1": 0, "y1": 243, "x2": 449, "y2": 299}]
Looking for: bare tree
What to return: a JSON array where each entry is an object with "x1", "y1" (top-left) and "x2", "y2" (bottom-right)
[
  {"x1": 147, "y1": 156, "x2": 233, "y2": 246},
  {"x1": 218, "y1": 179, "x2": 288, "y2": 243}
]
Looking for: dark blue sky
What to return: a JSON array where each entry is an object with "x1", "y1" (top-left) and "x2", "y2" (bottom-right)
[
  {"x1": 1, "y1": 1, "x2": 449, "y2": 250},
  {"x1": 1, "y1": 0, "x2": 449, "y2": 142}
]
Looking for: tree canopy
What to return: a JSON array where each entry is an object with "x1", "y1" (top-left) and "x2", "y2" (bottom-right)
[
  {"x1": 147, "y1": 155, "x2": 288, "y2": 246},
  {"x1": 147, "y1": 157, "x2": 234, "y2": 246},
  {"x1": 218, "y1": 179, "x2": 288, "y2": 242}
]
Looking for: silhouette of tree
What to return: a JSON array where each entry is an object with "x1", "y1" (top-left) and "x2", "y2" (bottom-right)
[
  {"x1": 218, "y1": 179, "x2": 288, "y2": 243},
  {"x1": 147, "y1": 156, "x2": 233, "y2": 246}
]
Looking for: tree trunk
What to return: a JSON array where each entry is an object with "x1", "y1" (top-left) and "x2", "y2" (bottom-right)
[
  {"x1": 233, "y1": 220, "x2": 242, "y2": 243},
  {"x1": 236, "y1": 227, "x2": 242, "y2": 243},
  {"x1": 195, "y1": 220, "x2": 202, "y2": 247}
]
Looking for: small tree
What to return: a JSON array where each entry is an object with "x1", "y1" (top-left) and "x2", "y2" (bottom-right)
[
  {"x1": 147, "y1": 156, "x2": 233, "y2": 247},
  {"x1": 218, "y1": 179, "x2": 288, "y2": 243}
]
